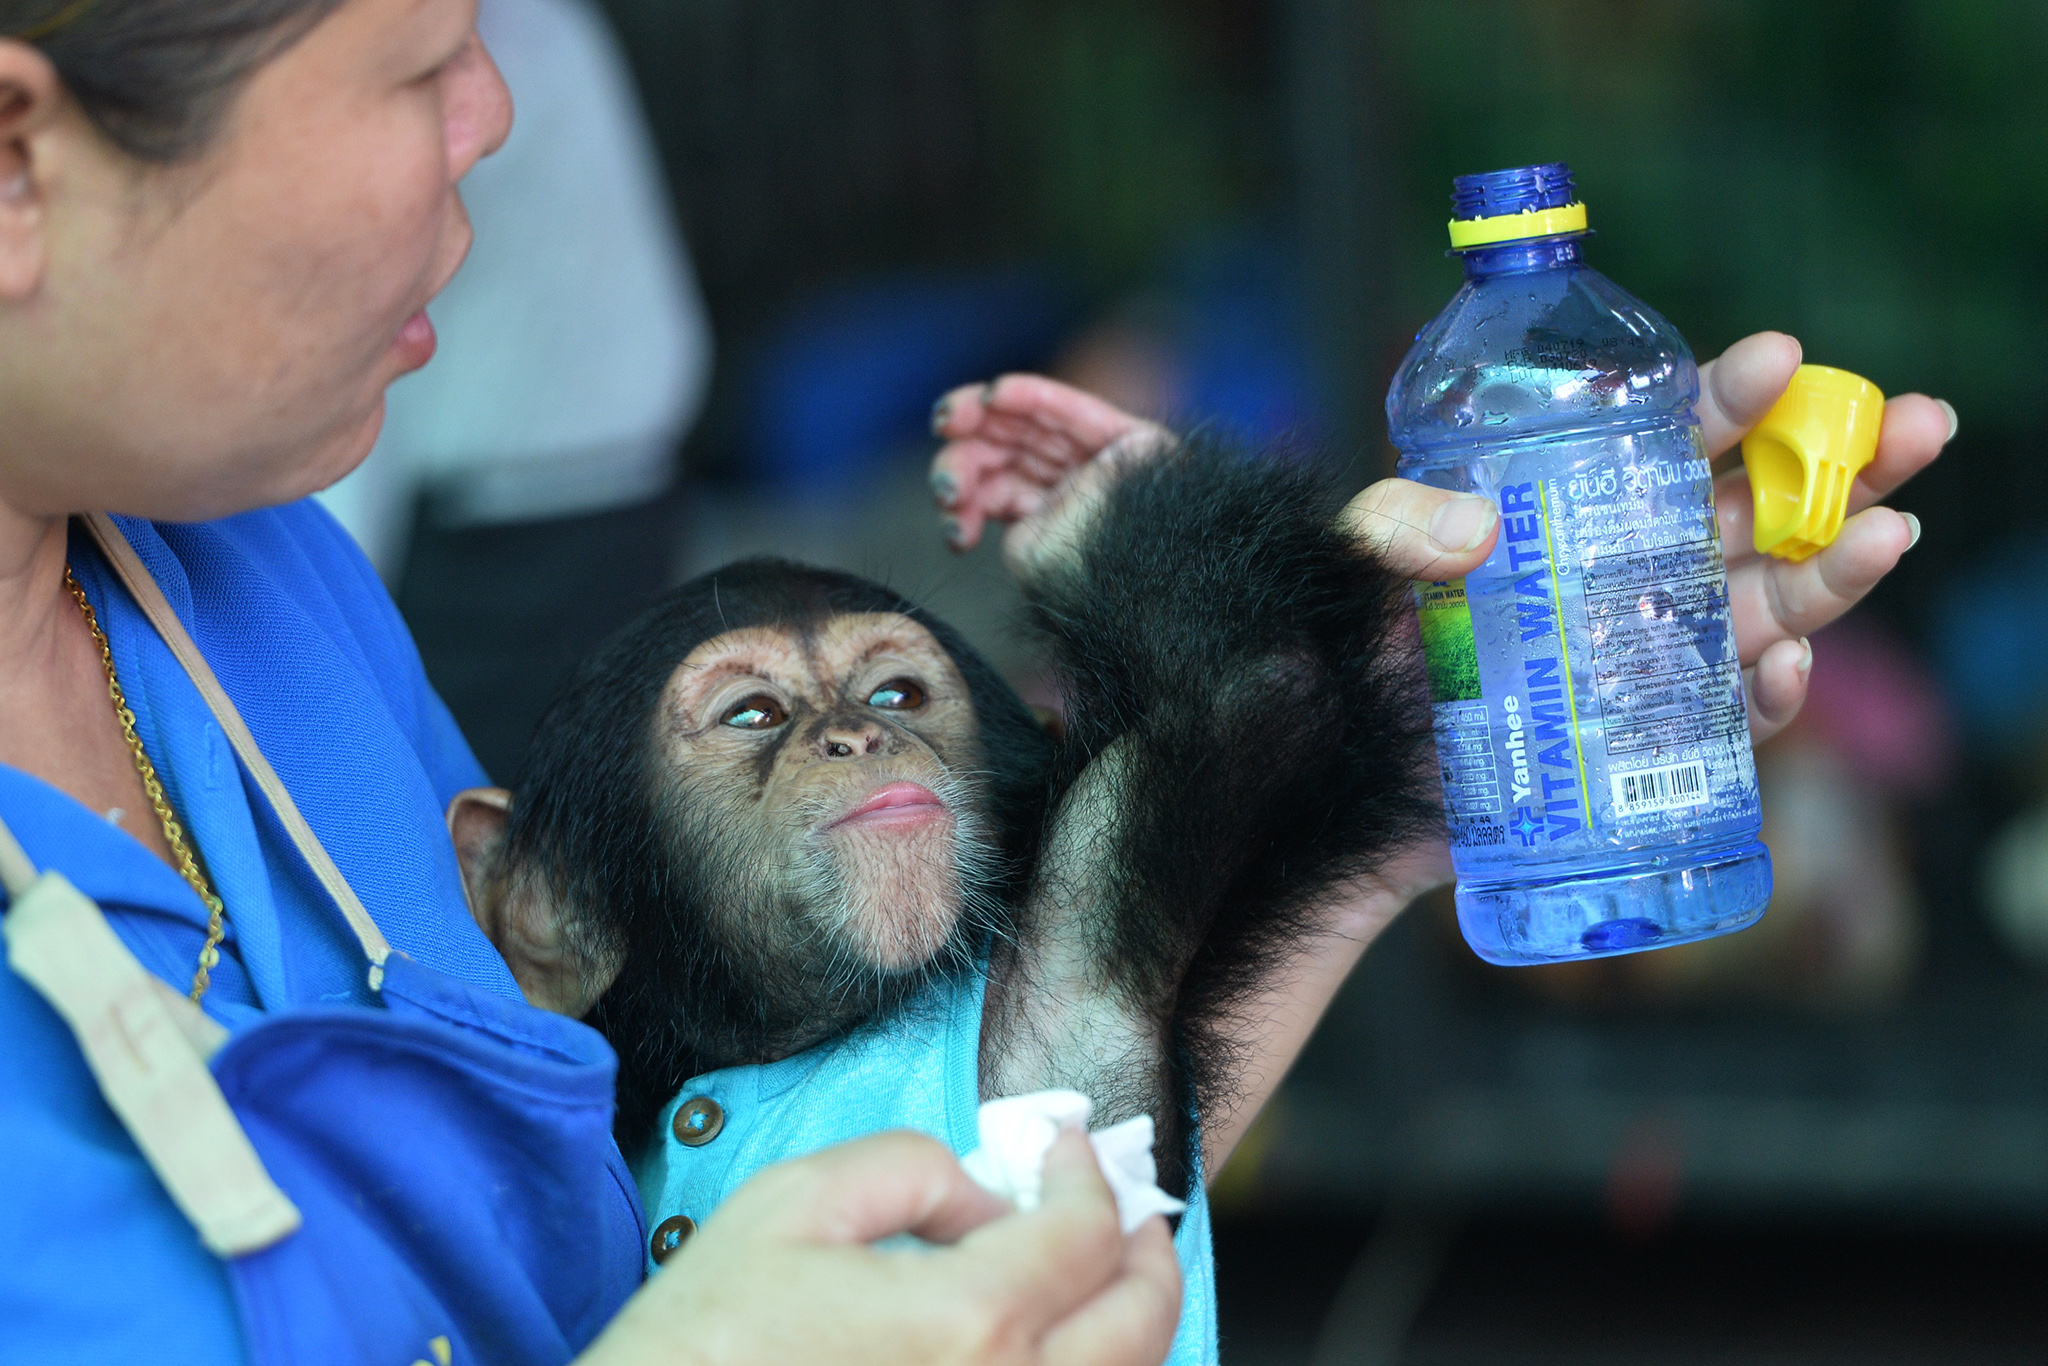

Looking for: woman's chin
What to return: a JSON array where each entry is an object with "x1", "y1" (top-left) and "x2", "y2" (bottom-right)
[{"x1": 301, "y1": 401, "x2": 390, "y2": 498}]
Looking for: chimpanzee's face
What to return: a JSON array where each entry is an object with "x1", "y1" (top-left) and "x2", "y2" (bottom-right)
[{"x1": 652, "y1": 612, "x2": 989, "y2": 978}]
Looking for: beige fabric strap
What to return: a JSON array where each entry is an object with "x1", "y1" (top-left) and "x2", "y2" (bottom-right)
[
  {"x1": 1, "y1": 829, "x2": 302, "y2": 1256},
  {"x1": 82, "y1": 512, "x2": 393, "y2": 987},
  {"x1": 0, "y1": 806, "x2": 35, "y2": 898}
]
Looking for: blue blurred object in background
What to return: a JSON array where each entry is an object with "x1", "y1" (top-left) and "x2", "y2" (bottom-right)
[
  {"x1": 1933, "y1": 532, "x2": 2048, "y2": 756},
  {"x1": 748, "y1": 267, "x2": 1077, "y2": 487},
  {"x1": 746, "y1": 229, "x2": 1326, "y2": 490},
  {"x1": 1154, "y1": 229, "x2": 1325, "y2": 445}
]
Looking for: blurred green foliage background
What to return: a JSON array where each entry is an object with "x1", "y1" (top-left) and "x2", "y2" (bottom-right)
[
  {"x1": 1371, "y1": 0, "x2": 2047, "y2": 435},
  {"x1": 601, "y1": 0, "x2": 2045, "y2": 579}
]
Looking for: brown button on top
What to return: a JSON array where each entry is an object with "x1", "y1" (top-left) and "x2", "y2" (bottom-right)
[
  {"x1": 673, "y1": 1095, "x2": 725, "y2": 1147},
  {"x1": 650, "y1": 1214, "x2": 696, "y2": 1265}
]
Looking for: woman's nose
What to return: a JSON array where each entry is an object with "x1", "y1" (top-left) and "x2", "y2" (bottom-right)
[
  {"x1": 816, "y1": 719, "x2": 886, "y2": 760},
  {"x1": 448, "y1": 31, "x2": 515, "y2": 180}
]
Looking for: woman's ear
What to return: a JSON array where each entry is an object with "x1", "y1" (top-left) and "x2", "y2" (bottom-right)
[
  {"x1": 0, "y1": 40, "x2": 65, "y2": 300},
  {"x1": 445, "y1": 787, "x2": 611, "y2": 1017}
]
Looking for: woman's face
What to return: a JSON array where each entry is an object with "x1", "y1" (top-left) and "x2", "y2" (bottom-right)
[{"x1": 0, "y1": 0, "x2": 511, "y2": 521}]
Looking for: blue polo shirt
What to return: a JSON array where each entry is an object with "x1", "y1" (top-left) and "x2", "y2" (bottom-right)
[{"x1": 0, "y1": 504, "x2": 517, "y2": 1363}]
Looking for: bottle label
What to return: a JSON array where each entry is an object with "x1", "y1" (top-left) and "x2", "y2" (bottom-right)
[{"x1": 1409, "y1": 421, "x2": 1759, "y2": 881}]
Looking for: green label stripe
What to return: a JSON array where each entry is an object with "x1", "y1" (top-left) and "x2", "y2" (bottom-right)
[{"x1": 1416, "y1": 579, "x2": 1482, "y2": 703}]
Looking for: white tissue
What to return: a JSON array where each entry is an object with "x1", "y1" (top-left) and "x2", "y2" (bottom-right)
[{"x1": 959, "y1": 1090, "x2": 1186, "y2": 1235}]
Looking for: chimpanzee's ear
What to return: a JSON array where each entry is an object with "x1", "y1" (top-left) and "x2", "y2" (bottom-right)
[
  {"x1": 448, "y1": 786, "x2": 513, "y2": 916},
  {"x1": 446, "y1": 787, "x2": 608, "y2": 1017}
]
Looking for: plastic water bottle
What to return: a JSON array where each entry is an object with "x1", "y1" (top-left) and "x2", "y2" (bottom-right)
[{"x1": 1388, "y1": 162, "x2": 1772, "y2": 965}]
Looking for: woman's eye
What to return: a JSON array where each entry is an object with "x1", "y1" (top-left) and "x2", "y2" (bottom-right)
[
  {"x1": 722, "y1": 695, "x2": 789, "y2": 730},
  {"x1": 866, "y1": 678, "x2": 928, "y2": 710}
]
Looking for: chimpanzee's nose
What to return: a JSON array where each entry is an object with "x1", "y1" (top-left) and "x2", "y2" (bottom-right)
[{"x1": 817, "y1": 718, "x2": 886, "y2": 759}]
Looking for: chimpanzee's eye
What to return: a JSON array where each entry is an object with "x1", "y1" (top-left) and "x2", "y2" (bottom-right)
[
  {"x1": 722, "y1": 695, "x2": 789, "y2": 730},
  {"x1": 866, "y1": 678, "x2": 927, "y2": 710}
]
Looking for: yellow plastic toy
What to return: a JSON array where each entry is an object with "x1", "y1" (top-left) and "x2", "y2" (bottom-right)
[{"x1": 1739, "y1": 364, "x2": 1886, "y2": 562}]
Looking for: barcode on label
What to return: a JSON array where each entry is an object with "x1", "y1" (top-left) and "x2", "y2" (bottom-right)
[{"x1": 1610, "y1": 760, "x2": 1709, "y2": 816}]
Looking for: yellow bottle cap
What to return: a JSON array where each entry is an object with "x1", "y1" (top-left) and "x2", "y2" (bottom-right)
[{"x1": 1739, "y1": 364, "x2": 1885, "y2": 562}]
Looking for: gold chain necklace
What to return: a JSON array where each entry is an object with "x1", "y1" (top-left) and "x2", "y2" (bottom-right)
[{"x1": 65, "y1": 566, "x2": 228, "y2": 1002}]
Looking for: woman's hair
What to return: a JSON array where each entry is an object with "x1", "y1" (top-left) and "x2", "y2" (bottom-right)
[{"x1": 3, "y1": 0, "x2": 348, "y2": 161}]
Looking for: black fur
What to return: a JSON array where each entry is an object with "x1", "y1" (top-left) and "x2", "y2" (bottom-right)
[
  {"x1": 1019, "y1": 435, "x2": 1438, "y2": 1195},
  {"x1": 507, "y1": 442, "x2": 1434, "y2": 1184},
  {"x1": 505, "y1": 560, "x2": 1053, "y2": 1142}
]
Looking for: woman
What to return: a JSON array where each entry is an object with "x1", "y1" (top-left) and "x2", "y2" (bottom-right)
[
  {"x1": 0, "y1": 2, "x2": 1180, "y2": 1362},
  {"x1": 0, "y1": 0, "x2": 1949, "y2": 1363}
]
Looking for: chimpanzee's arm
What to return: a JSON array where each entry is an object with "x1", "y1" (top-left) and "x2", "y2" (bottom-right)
[{"x1": 980, "y1": 436, "x2": 1439, "y2": 1197}]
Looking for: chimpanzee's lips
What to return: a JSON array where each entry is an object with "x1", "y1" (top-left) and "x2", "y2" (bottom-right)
[{"x1": 829, "y1": 781, "x2": 948, "y2": 831}]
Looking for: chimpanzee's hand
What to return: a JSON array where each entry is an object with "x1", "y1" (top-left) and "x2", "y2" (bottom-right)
[
  {"x1": 929, "y1": 375, "x2": 1173, "y2": 585},
  {"x1": 578, "y1": 1129, "x2": 1180, "y2": 1366}
]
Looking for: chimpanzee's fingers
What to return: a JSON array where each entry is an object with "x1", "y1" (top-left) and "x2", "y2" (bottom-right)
[
  {"x1": 1696, "y1": 332, "x2": 1803, "y2": 459},
  {"x1": 1726, "y1": 504, "x2": 1918, "y2": 664},
  {"x1": 929, "y1": 416, "x2": 1112, "y2": 520},
  {"x1": 979, "y1": 373, "x2": 1156, "y2": 455},
  {"x1": 967, "y1": 409, "x2": 1097, "y2": 478},
  {"x1": 931, "y1": 381, "x2": 995, "y2": 441},
  {"x1": 1340, "y1": 479, "x2": 1501, "y2": 581},
  {"x1": 1745, "y1": 636, "x2": 1813, "y2": 745},
  {"x1": 943, "y1": 492, "x2": 990, "y2": 552},
  {"x1": 931, "y1": 437, "x2": 1017, "y2": 510},
  {"x1": 939, "y1": 472, "x2": 1050, "y2": 552}
]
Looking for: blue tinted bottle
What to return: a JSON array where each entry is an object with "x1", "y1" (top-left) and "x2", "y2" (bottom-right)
[{"x1": 1388, "y1": 163, "x2": 1771, "y2": 965}]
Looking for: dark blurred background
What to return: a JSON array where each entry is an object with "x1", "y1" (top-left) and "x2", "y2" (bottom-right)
[{"x1": 362, "y1": 1, "x2": 2048, "y2": 1360}]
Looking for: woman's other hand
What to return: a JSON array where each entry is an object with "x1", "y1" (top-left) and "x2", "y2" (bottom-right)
[
  {"x1": 1345, "y1": 330, "x2": 1953, "y2": 747},
  {"x1": 581, "y1": 1129, "x2": 1181, "y2": 1366}
]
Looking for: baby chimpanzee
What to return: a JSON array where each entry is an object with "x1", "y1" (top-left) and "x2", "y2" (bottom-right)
[{"x1": 448, "y1": 430, "x2": 1434, "y2": 1358}]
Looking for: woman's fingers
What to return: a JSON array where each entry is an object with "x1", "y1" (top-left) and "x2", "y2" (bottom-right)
[
  {"x1": 1036, "y1": 1215, "x2": 1182, "y2": 1366},
  {"x1": 1745, "y1": 635, "x2": 1814, "y2": 744},
  {"x1": 1340, "y1": 478, "x2": 1502, "y2": 580},
  {"x1": 1727, "y1": 504, "x2": 1918, "y2": 663},
  {"x1": 957, "y1": 1129, "x2": 1128, "y2": 1325},
  {"x1": 1718, "y1": 392, "x2": 1952, "y2": 570},
  {"x1": 1846, "y1": 392, "x2": 1953, "y2": 515},
  {"x1": 604, "y1": 1131, "x2": 1176, "y2": 1366},
  {"x1": 1696, "y1": 331, "x2": 1803, "y2": 458},
  {"x1": 740, "y1": 1131, "x2": 1012, "y2": 1248}
]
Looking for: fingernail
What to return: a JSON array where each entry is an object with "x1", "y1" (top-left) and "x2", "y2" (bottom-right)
[
  {"x1": 1797, "y1": 637, "x2": 1813, "y2": 679},
  {"x1": 930, "y1": 395, "x2": 953, "y2": 435},
  {"x1": 930, "y1": 469, "x2": 957, "y2": 503},
  {"x1": 1901, "y1": 511, "x2": 1922, "y2": 551},
  {"x1": 940, "y1": 516, "x2": 963, "y2": 548},
  {"x1": 1428, "y1": 495, "x2": 1499, "y2": 553},
  {"x1": 981, "y1": 379, "x2": 1000, "y2": 409},
  {"x1": 1937, "y1": 399, "x2": 1958, "y2": 443}
]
